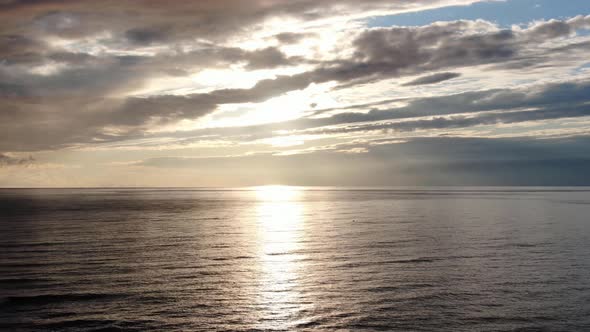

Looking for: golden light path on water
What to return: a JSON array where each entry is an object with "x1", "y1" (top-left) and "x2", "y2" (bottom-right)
[{"x1": 253, "y1": 186, "x2": 312, "y2": 329}]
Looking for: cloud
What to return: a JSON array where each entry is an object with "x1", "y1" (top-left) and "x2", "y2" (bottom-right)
[
  {"x1": 124, "y1": 27, "x2": 170, "y2": 45},
  {"x1": 242, "y1": 47, "x2": 300, "y2": 69},
  {"x1": 0, "y1": 0, "x2": 484, "y2": 44},
  {"x1": 402, "y1": 72, "x2": 461, "y2": 86},
  {"x1": 310, "y1": 106, "x2": 590, "y2": 136},
  {"x1": 0, "y1": 2, "x2": 589, "y2": 156},
  {"x1": 0, "y1": 34, "x2": 47, "y2": 65},
  {"x1": 158, "y1": 80, "x2": 590, "y2": 143},
  {"x1": 329, "y1": 17, "x2": 589, "y2": 84},
  {"x1": 2, "y1": 71, "x2": 589, "y2": 154},
  {"x1": 274, "y1": 32, "x2": 313, "y2": 44},
  {"x1": 0, "y1": 154, "x2": 34, "y2": 167},
  {"x1": 115, "y1": 15, "x2": 589, "y2": 129}
]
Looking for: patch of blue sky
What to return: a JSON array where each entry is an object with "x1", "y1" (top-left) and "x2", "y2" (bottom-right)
[
  {"x1": 368, "y1": 0, "x2": 590, "y2": 28},
  {"x1": 572, "y1": 62, "x2": 590, "y2": 74}
]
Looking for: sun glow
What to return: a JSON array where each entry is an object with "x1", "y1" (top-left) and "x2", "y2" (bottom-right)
[
  {"x1": 253, "y1": 185, "x2": 310, "y2": 328},
  {"x1": 254, "y1": 185, "x2": 302, "y2": 202},
  {"x1": 203, "y1": 82, "x2": 338, "y2": 129}
]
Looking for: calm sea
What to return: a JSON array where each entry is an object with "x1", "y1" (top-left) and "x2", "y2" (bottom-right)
[{"x1": 1, "y1": 187, "x2": 589, "y2": 331}]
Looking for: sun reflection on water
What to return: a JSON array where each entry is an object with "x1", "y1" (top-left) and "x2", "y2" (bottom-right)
[{"x1": 253, "y1": 186, "x2": 309, "y2": 329}]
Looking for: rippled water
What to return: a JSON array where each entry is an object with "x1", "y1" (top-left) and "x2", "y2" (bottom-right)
[{"x1": 1, "y1": 187, "x2": 590, "y2": 331}]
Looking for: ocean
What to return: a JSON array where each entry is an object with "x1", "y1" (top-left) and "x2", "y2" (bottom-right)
[{"x1": 1, "y1": 187, "x2": 589, "y2": 331}]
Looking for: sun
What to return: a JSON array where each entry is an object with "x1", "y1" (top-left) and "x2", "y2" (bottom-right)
[{"x1": 254, "y1": 185, "x2": 301, "y2": 202}]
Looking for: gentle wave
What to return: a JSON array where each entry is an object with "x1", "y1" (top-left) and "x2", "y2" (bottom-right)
[{"x1": 1, "y1": 188, "x2": 589, "y2": 331}]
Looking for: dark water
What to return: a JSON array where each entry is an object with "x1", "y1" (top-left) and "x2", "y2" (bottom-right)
[{"x1": 1, "y1": 187, "x2": 590, "y2": 331}]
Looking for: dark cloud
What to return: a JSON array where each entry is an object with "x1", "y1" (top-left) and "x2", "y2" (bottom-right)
[
  {"x1": 125, "y1": 27, "x2": 169, "y2": 45},
  {"x1": 0, "y1": 154, "x2": 34, "y2": 167},
  {"x1": 106, "y1": 72, "x2": 314, "y2": 126},
  {"x1": 242, "y1": 47, "x2": 299, "y2": 70},
  {"x1": 274, "y1": 32, "x2": 313, "y2": 44},
  {"x1": 351, "y1": 22, "x2": 516, "y2": 75},
  {"x1": 0, "y1": 43, "x2": 299, "y2": 94},
  {"x1": 47, "y1": 51, "x2": 94, "y2": 65},
  {"x1": 0, "y1": 83, "x2": 29, "y2": 97},
  {"x1": 0, "y1": 0, "x2": 482, "y2": 42},
  {"x1": 287, "y1": 17, "x2": 589, "y2": 89},
  {"x1": 0, "y1": 34, "x2": 47, "y2": 65},
  {"x1": 527, "y1": 20, "x2": 573, "y2": 39},
  {"x1": 402, "y1": 72, "x2": 461, "y2": 86}
]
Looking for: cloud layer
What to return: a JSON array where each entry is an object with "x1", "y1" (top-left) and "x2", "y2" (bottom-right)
[{"x1": 0, "y1": 1, "x2": 589, "y2": 186}]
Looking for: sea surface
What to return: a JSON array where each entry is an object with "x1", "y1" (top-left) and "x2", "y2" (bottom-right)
[{"x1": 1, "y1": 187, "x2": 590, "y2": 331}]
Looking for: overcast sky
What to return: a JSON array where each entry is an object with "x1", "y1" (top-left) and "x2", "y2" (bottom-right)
[{"x1": 1, "y1": 0, "x2": 589, "y2": 187}]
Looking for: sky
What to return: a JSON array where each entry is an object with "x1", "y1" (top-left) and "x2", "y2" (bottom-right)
[{"x1": 0, "y1": 0, "x2": 589, "y2": 187}]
